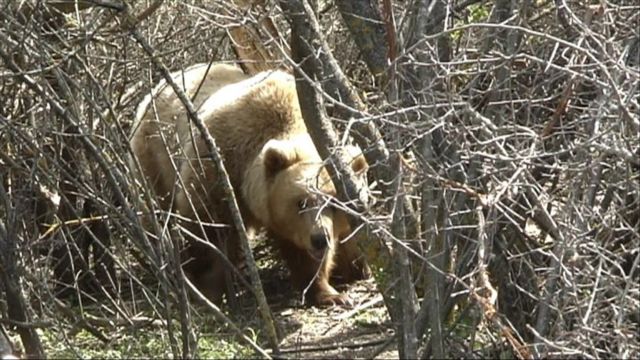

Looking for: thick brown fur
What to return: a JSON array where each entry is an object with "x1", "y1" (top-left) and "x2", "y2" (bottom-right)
[{"x1": 130, "y1": 63, "x2": 369, "y2": 306}]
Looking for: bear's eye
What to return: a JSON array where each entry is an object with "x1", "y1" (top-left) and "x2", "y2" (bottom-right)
[{"x1": 297, "y1": 199, "x2": 308, "y2": 211}]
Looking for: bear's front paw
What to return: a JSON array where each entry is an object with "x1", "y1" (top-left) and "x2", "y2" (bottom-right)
[
  {"x1": 354, "y1": 261, "x2": 372, "y2": 280},
  {"x1": 315, "y1": 292, "x2": 353, "y2": 308}
]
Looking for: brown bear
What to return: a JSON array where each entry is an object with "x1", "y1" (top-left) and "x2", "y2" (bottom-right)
[{"x1": 130, "y1": 63, "x2": 369, "y2": 306}]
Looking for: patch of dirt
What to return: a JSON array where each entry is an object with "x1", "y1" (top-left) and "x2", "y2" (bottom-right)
[
  {"x1": 235, "y1": 241, "x2": 398, "y2": 359},
  {"x1": 272, "y1": 282, "x2": 397, "y2": 359}
]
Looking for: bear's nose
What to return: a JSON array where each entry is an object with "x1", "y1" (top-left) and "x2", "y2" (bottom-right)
[{"x1": 311, "y1": 233, "x2": 328, "y2": 251}]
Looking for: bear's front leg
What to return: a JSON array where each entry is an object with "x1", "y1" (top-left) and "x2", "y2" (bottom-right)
[
  {"x1": 334, "y1": 238, "x2": 371, "y2": 284},
  {"x1": 311, "y1": 276, "x2": 352, "y2": 307},
  {"x1": 275, "y1": 239, "x2": 352, "y2": 307}
]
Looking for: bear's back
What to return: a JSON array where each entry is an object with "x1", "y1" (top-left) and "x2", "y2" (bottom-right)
[
  {"x1": 130, "y1": 63, "x2": 248, "y2": 204},
  {"x1": 134, "y1": 63, "x2": 248, "y2": 143},
  {"x1": 204, "y1": 72, "x2": 305, "y2": 156},
  {"x1": 188, "y1": 70, "x2": 309, "y2": 189}
]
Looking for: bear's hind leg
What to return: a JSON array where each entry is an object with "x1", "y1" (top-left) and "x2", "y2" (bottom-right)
[
  {"x1": 190, "y1": 262, "x2": 226, "y2": 303},
  {"x1": 182, "y1": 227, "x2": 242, "y2": 305},
  {"x1": 182, "y1": 240, "x2": 226, "y2": 303}
]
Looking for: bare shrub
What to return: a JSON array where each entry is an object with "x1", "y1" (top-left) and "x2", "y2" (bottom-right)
[{"x1": 0, "y1": 0, "x2": 638, "y2": 358}]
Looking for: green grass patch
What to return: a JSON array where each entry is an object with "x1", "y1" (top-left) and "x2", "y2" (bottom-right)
[{"x1": 36, "y1": 320, "x2": 253, "y2": 359}]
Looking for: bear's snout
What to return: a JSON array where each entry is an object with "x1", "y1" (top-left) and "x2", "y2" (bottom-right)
[{"x1": 311, "y1": 233, "x2": 329, "y2": 251}]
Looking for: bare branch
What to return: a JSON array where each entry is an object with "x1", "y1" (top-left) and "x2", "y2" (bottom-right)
[
  {"x1": 334, "y1": 0, "x2": 388, "y2": 77},
  {"x1": 116, "y1": 1, "x2": 279, "y2": 353}
]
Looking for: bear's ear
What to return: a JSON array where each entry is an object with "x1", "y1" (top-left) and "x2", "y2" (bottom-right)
[
  {"x1": 345, "y1": 145, "x2": 368, "y2": 175},
  {"x1": 263, "y1": 139, "x2": 298, "y2": 176}
]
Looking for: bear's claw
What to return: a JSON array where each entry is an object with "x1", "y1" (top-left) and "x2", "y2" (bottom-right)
[{"x1": 316, "y1": 292, "x2": 353, "y2": 308}]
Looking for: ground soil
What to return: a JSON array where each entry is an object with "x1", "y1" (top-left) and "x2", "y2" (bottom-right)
[{"x1": 235, "y1": 241, "x2": 398, "y2": 359}]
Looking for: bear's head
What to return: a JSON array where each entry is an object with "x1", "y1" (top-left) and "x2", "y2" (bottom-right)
[{"x1": 243, "y1": 135, "x2": 368, "y2": 259}]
